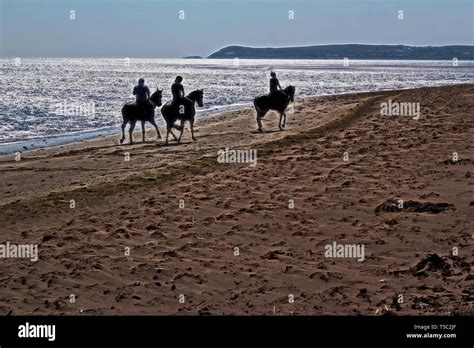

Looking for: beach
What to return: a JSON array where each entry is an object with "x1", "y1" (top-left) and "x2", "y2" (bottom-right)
[{"x1": 0, "y1": 84, "x2": 472, "y2": 315}]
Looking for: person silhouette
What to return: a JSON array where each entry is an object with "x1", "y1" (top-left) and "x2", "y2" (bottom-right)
[
  {"x1": 171, "y1": 75, "x2": 185, "y2": 107},
  {"x1": 133, "y1": 78, "x2": 152, "y2": 112},
  {"x1": 269, "y1": 71, "x2": 282, "y2": 94},
  {"x1": 269, "y1": 71, "x2": 286, "y2": 104}
]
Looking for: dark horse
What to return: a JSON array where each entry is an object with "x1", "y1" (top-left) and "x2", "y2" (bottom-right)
[
  {"x1": 120, "y1": 88, "x2": 163, "y2": 144},
  {"x1": 253, "y1": 86, "x2": 295, "y2": 132},
  {"x1": 160, "y1": 89, "x2": 204, "y2": 145}
]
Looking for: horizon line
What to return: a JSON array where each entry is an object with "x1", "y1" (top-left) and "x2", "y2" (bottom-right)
[{"x1": 2, "y1": 43, "x2": 473, "y2": 59}]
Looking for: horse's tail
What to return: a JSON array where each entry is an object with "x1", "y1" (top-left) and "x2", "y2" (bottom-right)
[
  {"x1": 160, "y1": 105, "x2": 170, "y2": 123},
  {"x1": 121, "y1": 104, "x2": 129, "y2": 121},
  {"x1": 253, "y1": 97, "x2": 261, "y2": 113}
]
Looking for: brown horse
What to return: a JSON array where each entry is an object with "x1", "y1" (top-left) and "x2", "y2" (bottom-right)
[
  {"x1": 120, "y1": 88, "x2": 163, "y2": 144},
  {"x1": 160, "y1": 89, "x2": 204, "y2": 145},
  {"x1": 253, "y1": 85, "x2": 295, "y2": 132}
]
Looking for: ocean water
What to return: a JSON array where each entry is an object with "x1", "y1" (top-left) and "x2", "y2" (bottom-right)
[{"x1": 0, "y1": 58, "x2": 473, "y2": 148}]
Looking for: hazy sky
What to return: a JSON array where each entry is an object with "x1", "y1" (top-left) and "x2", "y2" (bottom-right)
[{"x1": 0, "y1": 0, "x2": 473, "y2": 58}]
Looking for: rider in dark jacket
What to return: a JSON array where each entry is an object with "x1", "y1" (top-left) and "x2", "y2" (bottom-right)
[
  {"x1": 171, "y1": 76, "x2": 185, "y2": 106},
  {"x1": 133, "y1": 78, "x2": 150, "y2": 104},
  {"x1": 133, "y1": 78, "x2": 153, "y2": 113},
  {"x1": 270, "y1": 71, "x2": 282, "y2": 94},
  {"x1": 269, "y1": 71, "x2": 286, "y2": 103}
]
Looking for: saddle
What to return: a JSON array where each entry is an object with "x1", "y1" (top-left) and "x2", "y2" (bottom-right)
[
  {"x1": 269, "y1": 90, "x2": 287, "y2": 98},
  {"x1": 128, "y1": 100, "x2": 154, "y2": 115},
  {"x1": 267, "y1": 90, "x2": 288, "y2": 108}
]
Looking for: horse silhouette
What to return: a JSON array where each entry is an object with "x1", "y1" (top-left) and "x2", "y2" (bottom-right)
[
  {"x1": 253, "y1": 86, "x2": 295, "y2": 132},
  {"x1": 160, "y1": 89, "x2": 204, "y2": 145},
  {"x1": 120, "y1": 88, "x2": 163, "y2": 144}
]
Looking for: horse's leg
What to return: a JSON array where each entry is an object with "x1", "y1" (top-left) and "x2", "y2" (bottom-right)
[
  {"x1": 177, "y1": 119, "x2": 185, "y2": 144},
  {"x1": 166, "y1": 123, "x2": 179, "y2": 145},
  {"x1": 254, "y1": 99, "x2": 262, "y2": 133},
  {"x1": 283, "y1": 112, "x2": 287, "y2": 128},
  {"x1": 141, "y1": 121, "x2": 146, "y2": 142},
  {"x1": 279, "y1": 113, "x2": 285, "y2": 131},
  {"x1": 256, "y1": 112, "x2": 264, "y2": 132},
  {"x1": 129, "y1": 120, "x2": 136, "y2": 144},
  {"x1": 190, "y1": 118, "x2": 196, "y2": 141},
  {"x1": 120, "y1": 120, "x2": 128, "y2": 144},
  {"x1": 169, "y1": 128, "x2": 179, "y2": 142},
  {"x1": 150, "y1": 119, "x2": 161, "y2": 140}
]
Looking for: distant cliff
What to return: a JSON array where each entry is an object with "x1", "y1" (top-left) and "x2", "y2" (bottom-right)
[{"x1": 208, "y1": 44, "x2": 474, "y2": 60}]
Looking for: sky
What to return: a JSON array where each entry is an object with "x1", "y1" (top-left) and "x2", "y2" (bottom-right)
[{"x1": 0, "y1": 0, "x2": 473, "y2": 58}]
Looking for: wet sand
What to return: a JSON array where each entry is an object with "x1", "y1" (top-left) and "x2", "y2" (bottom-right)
[{"x1": 0, "y1": 84, "x2": 472, "y2": 315}]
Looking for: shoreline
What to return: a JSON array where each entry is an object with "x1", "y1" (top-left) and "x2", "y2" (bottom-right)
[
  {"x1": 0, "y1": 102, "x2": 254, "y2": 156},
  {"x1": 2, "y1": 83, "x2": 472, "y2": 157}
]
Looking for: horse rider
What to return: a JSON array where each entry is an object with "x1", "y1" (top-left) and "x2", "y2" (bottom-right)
[
  {"x1": 269, "y1": 71, "x2": 286, "y2": 101},
  {"x1": 171, "y1": 75, "x2": 185, "y2": 108},
  {"x1": 133, "y1": 78, "x2": 152, "y2": 111}
]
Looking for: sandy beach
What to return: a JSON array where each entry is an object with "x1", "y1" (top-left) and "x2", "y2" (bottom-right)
[{"x1": 0, "y1": 84, "x2": 472, "y2": 315}]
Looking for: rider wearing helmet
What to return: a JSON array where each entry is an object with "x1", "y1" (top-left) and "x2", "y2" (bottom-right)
[{"x1": 171, "y1": 75, "x2": 185, "y2": 106}]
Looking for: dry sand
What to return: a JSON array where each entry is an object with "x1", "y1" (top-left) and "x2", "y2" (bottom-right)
[{"x1": 0, "y1": 84, "x2": 472, "y2": 315}]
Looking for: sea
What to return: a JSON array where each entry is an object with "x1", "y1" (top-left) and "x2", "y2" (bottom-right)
[{"x1": 0, "y1": 58, "x2": 473, "y2": 154}]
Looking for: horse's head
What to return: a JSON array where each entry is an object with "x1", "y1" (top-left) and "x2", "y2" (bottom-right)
[
  {"x1": 284, "y1": 85, "x2": 295, "y2": 103},
  {"x1": 187, "y1": 89, "x2": 204, "y2": 107},
  {"x1": 150, "y1": 88, "x2": 163, "y2": 106}
]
